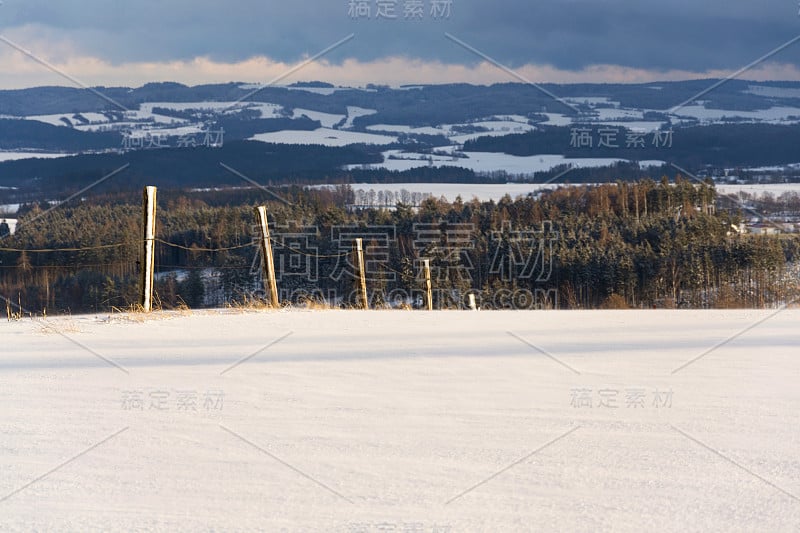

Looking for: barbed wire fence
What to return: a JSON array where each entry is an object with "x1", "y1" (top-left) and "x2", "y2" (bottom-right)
[
  {"x1": 0, "y1": 188, "x2": 562, "y2": 316},
  {"x1": 4, "y1": 185, "x2": 797, "y2": 317}
]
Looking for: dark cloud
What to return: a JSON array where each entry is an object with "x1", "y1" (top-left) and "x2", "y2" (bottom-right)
[{"x1": 1, "y1": 0, "x2": 799, "y2": 73}]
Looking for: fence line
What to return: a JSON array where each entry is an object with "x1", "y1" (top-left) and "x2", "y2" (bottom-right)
[
  {"x1": 0, "y1": 230, "x2": 448, "y2": 307},
  {"x1": 0, "y1": 234, "x2": 551, "y2": 310},
  {"x1": 0, "y1": 242, "x2": 133, "y2": 253},
  {"x1": 155, "y1": 239, "x2": 255, "y2": 253},
  {"x1": 1, "y1": 186, "x2": 562, "y2": 312}
]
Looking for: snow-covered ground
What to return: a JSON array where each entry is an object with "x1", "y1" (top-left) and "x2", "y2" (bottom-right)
[
  {"x1": 716, "y1": 184, "x2": 800, "y2": 197},
  {"x1": 541, "y1": 113, "x2": 573, "y2": 126},
  {"x1": 342, "y1": 107, "x2": 378, "y2": 129},
  {"x1": 745, "y1": 85, "x2": 800, "y2": 99},
  {"x1": 137, "y1": 102, "x2": 284, "y2": 119},
  {"x1": 250, "y1": 128, "x2": 396, "y2": 147},
  {"x1": 367, "y1": 124, "x2": 445, "y2": 136},
  {"x1": 671, "y1": 104, "x2": 800, "y2": 124},
  {"x1": 0, "y1": 151, "x2": 75, "y2": 162},
  {"x1": 25, "y1": 114, "x2": 87, "y2": 127},
  {"x1": 1, "y1": 309, "x2": 798, "y2": 531},
  {"x1": 346, "y1": 152, "x2": 661, "y2": 176},
  {"x1": 596, "y1": 120, "x2": 665, "y2": 133},
  {"x1": 286, "y1": 86, "x2": 377, "y2": 96},
  {"x1": 24, "y1": 101, "x2": 286, "y2": 132},
  {"x1": 126, "y1": 125, "x2": 205, "y2": 139},
  {"x1": 334, "y1": 182, "x2": 799, "y2": 204},
  {"x1": 315, "y1": 182, "x2": 563, "y2": 202},
  {"x1": 292, "y1": 108, "x2": 347, "y2": 128},
  {"x1": 366, "y1": 118, "x2": 535, "y2": 143}
]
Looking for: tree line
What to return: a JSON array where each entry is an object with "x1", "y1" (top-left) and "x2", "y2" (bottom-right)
[{"x1": 1, "y1": 179, "x2": 798, "y2": 314}]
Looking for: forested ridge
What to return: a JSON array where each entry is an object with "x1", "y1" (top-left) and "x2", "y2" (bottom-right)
[
  {"x1": 464, "y1": 124, "x2": 800, "y2": 168},
  {"x1": 2, "y1": 179, "x2": 798, "y2": 314}
]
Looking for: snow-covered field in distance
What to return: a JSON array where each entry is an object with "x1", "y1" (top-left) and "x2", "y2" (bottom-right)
[
  {"x1": 366, "y1": 117, "x2": 535, "y2": 143},
  {"x1": 285, "y1": 86, "x2": 378, "y2": 96},
  {"x1": 671, "y1": 104, "x2": 800, "y2": 124},
  {"x1": 250, "y1": 128, "x2": 397, "y2": 147},
  {"x1": 313, "y1": 182, "x2": 800, "y2": 204},
  {"x1": 342, "y1": 107, "x2": 378, "y2": 129},
  {"x1": 345, "y1": 152, "x2": 663, "y2": 176},
  {"x1": 0, "y1": 151, "x2": 75, "y2": 163},
  {"x1": 314, "y1": 179, "x2": 615, "y2": 203},
  {"x1": 0, "y1": 151, "x2": 75, "y2": 162},
  {"x1": 292, "y1": 108, "x2": 347, "y2": 128},
  {"x1": 2, "y1": 309, "x2": 798, "y2": 531},
  {"x1": 716, "y1": 184, "x2": 800, "y2": 197},
  {"x1": 316, "y1": 182, "x2": 560, "y2": 203}
]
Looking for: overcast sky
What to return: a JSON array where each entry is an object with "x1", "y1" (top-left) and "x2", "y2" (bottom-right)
[{"x1": 1, "y1": 0, "x2": 800, "y2": 88}]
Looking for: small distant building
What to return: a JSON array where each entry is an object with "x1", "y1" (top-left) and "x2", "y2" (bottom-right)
[{"x1": 747, "y1": 224, "x2": 781, "y2": 235}]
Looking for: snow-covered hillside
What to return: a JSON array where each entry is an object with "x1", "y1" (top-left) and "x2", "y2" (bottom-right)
[
  {"x1": 10, "y1": 82, "x2": 800, "y2": 175},
  {"x1": 2, "y1": 309, "x2": 798, "y2": 531}
]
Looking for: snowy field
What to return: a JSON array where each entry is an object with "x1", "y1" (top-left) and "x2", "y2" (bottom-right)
[
  {"x1": 0, "y1": 152, "x2": 75, "y2": 163},
  {"x1": 716, "y1": 184, "x2": 800, "y2": 197},
  {"x1": 345, "y1": 152, "x2": 658, "y2": 175},
  {"x1": 293, "y1": 108, "x2": 347, "y2": 129},
  {"x1": 328, "y1": 182, "x2": 560, "y2": 203},
  {"x1": 313, "y1": 182, "x2": 800, "y2": 204},
  {"x1": 671, "y1": 104, "x2": 800, "y2": 125},
  {"x1": 320, "y1": 179, "x2": 688, "y2": 204},
  {"x1": 250, "y1": 128, "x2": 397, "y2": 147},
  {"x1": 2, "y1": 309, "x2": 799, "y2": 532}
]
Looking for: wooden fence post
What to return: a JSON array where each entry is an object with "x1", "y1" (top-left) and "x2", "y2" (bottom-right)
[
  {"x1": 139, "y1": 186, "x2": 157, "y2": 312},
  {"x1": 255, "y1": 206, "x2": 280, "y2": 308},
  {"x1": 354, "y1": 238, "x2": 369, "y2": 309},
  {"x1": 423, "y1": 259, "x2": 433, "y2": 311}
]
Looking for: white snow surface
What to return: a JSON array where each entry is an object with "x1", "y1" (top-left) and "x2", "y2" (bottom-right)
[
  {"x1": 595, "y1": 120, "x2": 665, "y2": 133},
  {"x1": 745, "y1": 85, "x2": 800, "y2": 99},
  {"x1": 347, "y1": 152, "x2": 627, "y2": 175},
  {"x1": 315, "y1": 182, "x2": 561, "y2": 202},
  {"x1": 366, "y1": 118, "x2": 534, "y2": 144},
  {"x1": 2, "y1": 309, "x2": 799, "y2": 531},
  {"x1": 593, "y1": 108, "x2": 644, "y2": 121},
  {"x1": 0, "y1": 151, "x2": 75, "y2": 162},
  {"x1": 286, "y1": 86, "x2": 376, "y2": 96},
  {"x1": 367, "y1": 124, "x2": 445, "y2": 135},
  {"x1": 24, "y1": 114, "x2": 81, "y2": 127},
  {"x1": 137, "y1": 102, "x2": 284, "y2": 120},
  {"x1": 250, "y1": 128, "x2": 396, "y2": 147},
  {"x1": 564, "y1": 97, "x2": 616, "y2": 105},
  {"x1": 541, "y1": 113, "x2": 573, "y2": 126},
  {"x1": 292, "y1": 108, "x2": 347, "y2": 128},
  {"x1": 671, "y1": 105, "x2": 800, "y2": 124},
  {"x1": 342, "y1": 107, "x2": 378, "y2": 129},
  {"x1": 715, "y1": 183, "x2": 800, "y2": 197}
]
